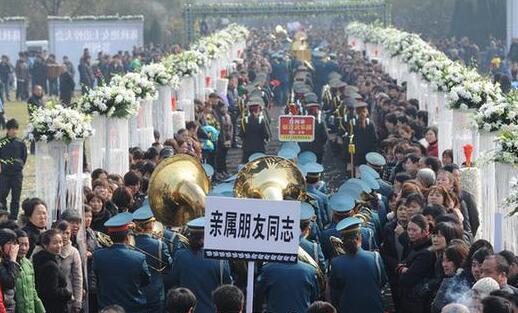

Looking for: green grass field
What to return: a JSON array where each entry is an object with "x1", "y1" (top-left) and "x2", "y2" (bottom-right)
[{"x1": 3, "y1": 101, "x2": 35, "y2": 200}]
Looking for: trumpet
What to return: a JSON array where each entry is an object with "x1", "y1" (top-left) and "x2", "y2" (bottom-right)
[{"x1": 95, "y1": 231, "x2": 169, "y2": 272}]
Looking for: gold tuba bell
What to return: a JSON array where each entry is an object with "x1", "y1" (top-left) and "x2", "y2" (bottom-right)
[
  {"x1": 233, "y1": 155, "x2": 306, "y2": 201},
  {"x1": 147, "y1": 154, "x2": 211, "y2": 227},
  {"x1": 233, "y1": 155, "x2": 326, "y2": 290}
]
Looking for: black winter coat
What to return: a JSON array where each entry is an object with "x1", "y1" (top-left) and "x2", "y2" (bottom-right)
[
  {"x1": 398, "y1": 237, "x2": 436, "y2": 313},
  {"x1": 22, "y1": 222, "x2": 44, "y2": 258},
  {"x1": 0, "y1": 258, "x2": 20, "y2": 311},
  {"x1": 33, "y1": 250, "x2": 72, "y2": 313},
  {"x1": 460, "y1": 190, "x2": 479, "y2": 237}
]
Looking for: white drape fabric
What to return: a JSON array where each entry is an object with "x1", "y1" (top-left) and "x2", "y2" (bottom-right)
[
  {"x1": 89, "y1": 115, "x2": 106, "y2": 171},
  {"x1": 105, "y1": 118, "x2": 129, "y2": 176},
  {"x1": 452, "y1": 110, "x2": 475, "y2": 166},
  {"x1": 172, "y1": 111, "x2": 186, "y2": 135},
  {"x1": 495, "y1": 163, "x2": 518, "y2": 252},
  {"x1": 154, "y1": 86, "x2": 174, "y2": 140},
  {"x1": 136, "y1": 100, "x2": 154, "y2": 149},
  {"x1": 36, "y1": 139, "x2": 84, "y2": 228}
]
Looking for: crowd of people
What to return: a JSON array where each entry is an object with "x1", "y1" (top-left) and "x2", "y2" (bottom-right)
[
  {"x1": 0, "y1": 22, "x2": 517, "y2": 313},
  {"x1": 0, "y1": 43, "x2": 181, "y2": 129}
]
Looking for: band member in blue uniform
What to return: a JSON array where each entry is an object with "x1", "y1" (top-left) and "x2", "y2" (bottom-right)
[
  {"x1": 299, "y1": 202, "x2": 327, "y2": 274},
  {"x1": 170, "y1": 217, "x2": 232, "y2": 313},
  {"x1": 301, "y1": 161, "x2": 330, "y2": 229},
  {"x1": 320, "y1": 192, "x2": 356, "y2": 261},
  {"x1": 255, "y1": 249, "x2": 320, "y2": 313},
  {"x1": 329, "y1": 216, "x2": 387, "y2": 313},
  {"x1": 133, "y1": 204, "x2": 173, "y2": 313},
  {"x1": 92, "y1": 212, "x2": 151, "y2": 313}
]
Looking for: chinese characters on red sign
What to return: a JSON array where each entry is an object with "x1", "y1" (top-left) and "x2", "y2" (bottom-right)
[{"x1": 278, "y1": 115, "x2": 315, "y2": 142}]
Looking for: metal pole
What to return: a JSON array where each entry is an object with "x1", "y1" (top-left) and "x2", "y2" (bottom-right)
[{"x1": 246, "y1": 261, "x2": 255, "y2": 313}]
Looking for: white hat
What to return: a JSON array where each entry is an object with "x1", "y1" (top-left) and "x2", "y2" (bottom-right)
[{"x1": 472, "y1": 277, "x2": 500, "y2": 298}]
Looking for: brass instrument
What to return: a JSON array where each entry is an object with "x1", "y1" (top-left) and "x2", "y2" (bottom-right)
[
  {"x1": 234, "y1": 155, "x2": 306, "y2": 201},
  {"x1": 149, "y1": 221, "x2": 190, "y2": 248},
  {"x1": 233, "y1": 156, "x2": 326, "y2": 290},
  {"x1": 330, "y1": 235, "x2": 346, "y2": 256},
  {"x1": 147, "y1": 154, "x2": 211, "y2": 227},
  {"x1": 291, "y1": 31, "x2": 311, "y2": 63},
  {"x1": 95, "y1": 231, "x2": 168, "y2": 272},
  {"x1": 96, "y1": 231, "x2": 113, "y2": 248},
  {"x1": 348, "y1": 119, "x2": 356, "y2": 177}
]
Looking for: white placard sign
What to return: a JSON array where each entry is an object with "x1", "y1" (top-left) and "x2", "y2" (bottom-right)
[
  {"x1": 204, "y1": 196, "x2": 301, "y2": 263},
  {"x1": 48, "y1": 17, "x2": 144, "y2": 86}
]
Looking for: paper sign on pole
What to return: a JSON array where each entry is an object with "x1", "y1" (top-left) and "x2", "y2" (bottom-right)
[
  {"x1": 204, "y1": 196, "x2": 301, "y2": 263},
  {"x1": 278, "y1": 115, "x2": 315, "y2": 142}
]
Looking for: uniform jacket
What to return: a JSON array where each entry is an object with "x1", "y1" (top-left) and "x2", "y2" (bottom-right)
[
  {"x1": 300, "y1": 118, "x2": 328, "y2": 161},
  {"x1": 353, "y1": 121, "x2": 378, "y2": 166},
  {"x1": 134, "y1": 233, "x2": 172, "y2": 305},
  {"x1": 329, "y1": 249, "x2": 386, "y2": 313},
  {"x1": 306, "y1": 184, "x2": 330, "y2": 229},
  {"x1": 320, "y1": 222, "x2": 378, "y2": 261},
  {"x1": 300, "y1": 236, "x2": 327, "y2": 275},
  {"x1": 92, "y1": 243, "x2": 151, "y2": 313},
  {"x1": 0, "y1": 137, "x2": 27, "y2": 176},
  {"x1": 15, "y1": 257, "x2": 45, "y2": 313},
  {"x1": 33, "y1": 250, "x2": 72, "y2": 313},
  {"x1": 241, "y1": 114, "x2": 269, "y2": 154},
  {"x1": 256, "y1": 261, "x2": 319, "y2": 313},
  {"x1": 170, "y1": 248, "x2": 232, "y2": 313}
]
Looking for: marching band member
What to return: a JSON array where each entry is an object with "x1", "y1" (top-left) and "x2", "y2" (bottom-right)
[
  {"x1": 132, "y1": 204, "x2": 173, "y2": 313},
  {"x1": 169, "y1": 217, "x2": 232, "y2": 313},
  {"x1": 329, "y1": 216, "x2": 386, "y2": 313},
  {"x1": 240, "y1": 96, "x2": 270, "y2": 163},
  {"x1": 92, "y1": 212, "x2": 151, "y2": 313},
  {"x1": 299, "y1": 202, "x2": 327, "y2": 275},
  {"x1": 299, "y1": 93, "x2": 328, "y2": 163}
]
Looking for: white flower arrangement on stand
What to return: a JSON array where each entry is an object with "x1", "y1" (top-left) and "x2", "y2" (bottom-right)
[
  {"x1": 76, "y1": 85, "x2": 139, "y2": 118},
  {"x1": 141, "y1": 63, "x2": 179, "y2": 88},
  {"x1": 474, "y1": 91, "x2": 518, "y2": 132},
  {"x1": 346, "y1": 22, "x2": 506, "y2": 111},
  {"x1": 493, "y1": 127, "x2": 518, "y2": 165},
  {"x1": 28, "y1": 105, "x2": 92, "y2": 227},
  {"x1": 111, "y1": 72, "x2": 158, "y2": 102},
  {"x1": 26, "y1": 105, "x2": 93, "y2": 143}
]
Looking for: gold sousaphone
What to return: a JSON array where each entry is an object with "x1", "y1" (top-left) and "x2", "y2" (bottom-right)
[
  {"x1": 233, "y1": 155, "x2": 326, "y2": 290},
  {"x1": 148, "y1": 154, "x2": 211, "y2": 227}
]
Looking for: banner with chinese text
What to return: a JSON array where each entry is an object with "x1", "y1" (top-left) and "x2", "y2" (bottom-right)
[
  {"x1": 0, "y1": 19, "x2": 26, "y2": 67},
  {"x1": 278, "y1": 115, "x2": 315, "y2": 142},
  {"x1": 204, "y1": 197, "x2": 301, "y2": 263}
]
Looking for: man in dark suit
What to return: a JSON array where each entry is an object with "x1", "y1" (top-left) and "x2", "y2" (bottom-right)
[{"x1": 0, "y1": 119, "x2": 27, "y2": 220}]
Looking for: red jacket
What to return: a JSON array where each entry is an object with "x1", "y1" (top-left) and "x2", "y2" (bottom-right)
[
  {"x1": 427, "y1": 141, "x2": 438, "y2": 157},
  {"x1": 0, "y1": 281, "x2": 7, "y2": 313}
]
